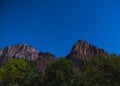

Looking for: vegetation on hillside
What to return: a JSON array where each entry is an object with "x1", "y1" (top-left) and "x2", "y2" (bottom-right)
[{"x1": 0, "y1": 54, "x2": 120, "y2": 86}]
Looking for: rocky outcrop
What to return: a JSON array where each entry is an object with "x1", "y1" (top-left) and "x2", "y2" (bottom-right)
[
  {"x1": 0, "y1": 40, "x2": 108, "y2": 72},
  {"x1": 0, "y1": 49, "x2": 3, "y2": 56},
  {"x1": 66, "y1": 40, "x2": 108, "y2": 70},
  {"x1": 36, "y1": 52, "x2": 56, "y2": 73},
  {"x1": 0, "y1": 44, "x2": 39, "y2": 61},
  {"x1": 0, "y1": 44, "x2": 56, "y2": 73}
]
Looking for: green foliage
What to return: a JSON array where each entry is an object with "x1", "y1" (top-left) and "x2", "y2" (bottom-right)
[
  {"x1": 74, "y1": 73, "x2": 84, "y2": 86},
  {"x1": 31, "y1": 75, "x2": 45, "y2": 86},
  {"x1": 45, "y1": 58, "x2": 75, "y2": 86},
  {"x1": 0, "y1": 55, "x2": 120, "y2": 86},
  {"x1": 79, "y1": 55, "x2": 120, "y2": 86},
  {"x1": 0, "y1": 58, "x2": 35, "y2": 86}
]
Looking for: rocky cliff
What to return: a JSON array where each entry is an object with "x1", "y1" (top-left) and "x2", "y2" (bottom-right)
[
  {"x1": 0, "y1": 44, "x2": 56, "y2": 73},
  {"x1": 0, "y1": 44, "x2": 39, "y2": 61},
  {"x1": 0, "y1": 40, "x2": 108, "y2": 72},
  {"x1": 66, "y1": 40, "x2": 108, "y2": 70},
  {"x1": 36, "y1": 52, "x2": 56, "y2": 73}
]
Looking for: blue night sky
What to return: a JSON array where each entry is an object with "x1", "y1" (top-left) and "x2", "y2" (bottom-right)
[{"x1": 0, "y1": 0, "x2": 120, "y2": 57}]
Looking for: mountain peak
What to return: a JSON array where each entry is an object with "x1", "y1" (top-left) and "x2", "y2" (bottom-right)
[
  {"x1": 12, "y1": 44, "x2": 37, "y2": 52},
  {"x1": 66, "y1": 40, "x2": 108, "y2": 70},
  {"x1": 0, "y1": 44, "x2": 39, "y2": 62},
  {"x1": 70, "y1": 40, "x2": 107, "y2": 58},
  {"x1": 0, "y1": 40, "x2": 108, "y2": 72},
  {"x1": 0, "y1": 44, "x2": 56, "y2": 73}
]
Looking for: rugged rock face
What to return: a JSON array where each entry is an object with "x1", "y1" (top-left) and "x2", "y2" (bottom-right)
[
  {"x1": 0, "y1": 40, "x2": 108, "y2": 72},
  {"x1": 66, "y1": 40, "x2": 108, "y2": 70},
  {"x1": 0, "y1": 44, "x2": 39, "y2": 61},
  {"x1": 0, "y1": 49, "x2": 3, "y2": 57},
  {"x1": 0, "y1": 44, "x2": 56, "y2": 73},
  {"x1": 36, "y1": 52, "x2": 56, "y2": 73}
]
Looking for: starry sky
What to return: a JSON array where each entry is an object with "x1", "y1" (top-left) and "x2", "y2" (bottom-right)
[{"x1": 0, "y1": 0, "x2": 120, "y2": 57}]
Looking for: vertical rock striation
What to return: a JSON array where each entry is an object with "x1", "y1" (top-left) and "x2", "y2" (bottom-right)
[
  {"x1": 0, "y1": 44, "x2": 56, "y2": 73},
  {"x1": 66, "y1": 40, "x2": 108, "y2": 70}
]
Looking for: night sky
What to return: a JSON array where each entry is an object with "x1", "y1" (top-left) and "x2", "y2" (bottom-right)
[{"x1": 0, "y1": 0, "x2": 120, "y2": 57}]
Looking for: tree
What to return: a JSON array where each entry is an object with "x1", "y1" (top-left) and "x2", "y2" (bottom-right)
[
  {"x1": 0, "y1": 58, "x2": 35, "y2": 86},
  {"x1": 31, "y1": 74, "x2": 45, "y2": 86},
  {"x1": 80, "y1": 55, "x2": 120, "y2": 86},
  {"x1": 44, "y1": 58, "x2": 75, "y2": 86}
]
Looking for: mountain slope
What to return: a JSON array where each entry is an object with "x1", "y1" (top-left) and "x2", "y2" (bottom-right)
[
  {"x1": 66, "y1": 40, "x2": 108, "y2": 70},
  {"x1": 0, "y1": 40, "x2": 108, "y2": 72},
  {"x1": 0, "y1": 44, "x2": 56, "y2": 73}
]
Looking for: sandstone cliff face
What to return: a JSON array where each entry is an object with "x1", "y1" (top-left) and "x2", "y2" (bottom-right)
[
  {"x1": 0, "y1": 44, "x2": 39, "y2": 61},
  {"x1": 0, "y1": 44, "x2": 56, "y2": 73},
  {"x1": 36, "y1": 52, "x2": 56, "y2": 73},
  {"x1": 66, "y1": 40, "x2": 108, "y2": 70},
  {"x1": 0, "y1": 40, "x2": 108, "y2": 72},
  {"x1": 0, "y1": 50, "x2": 3, "y2": 57}
]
